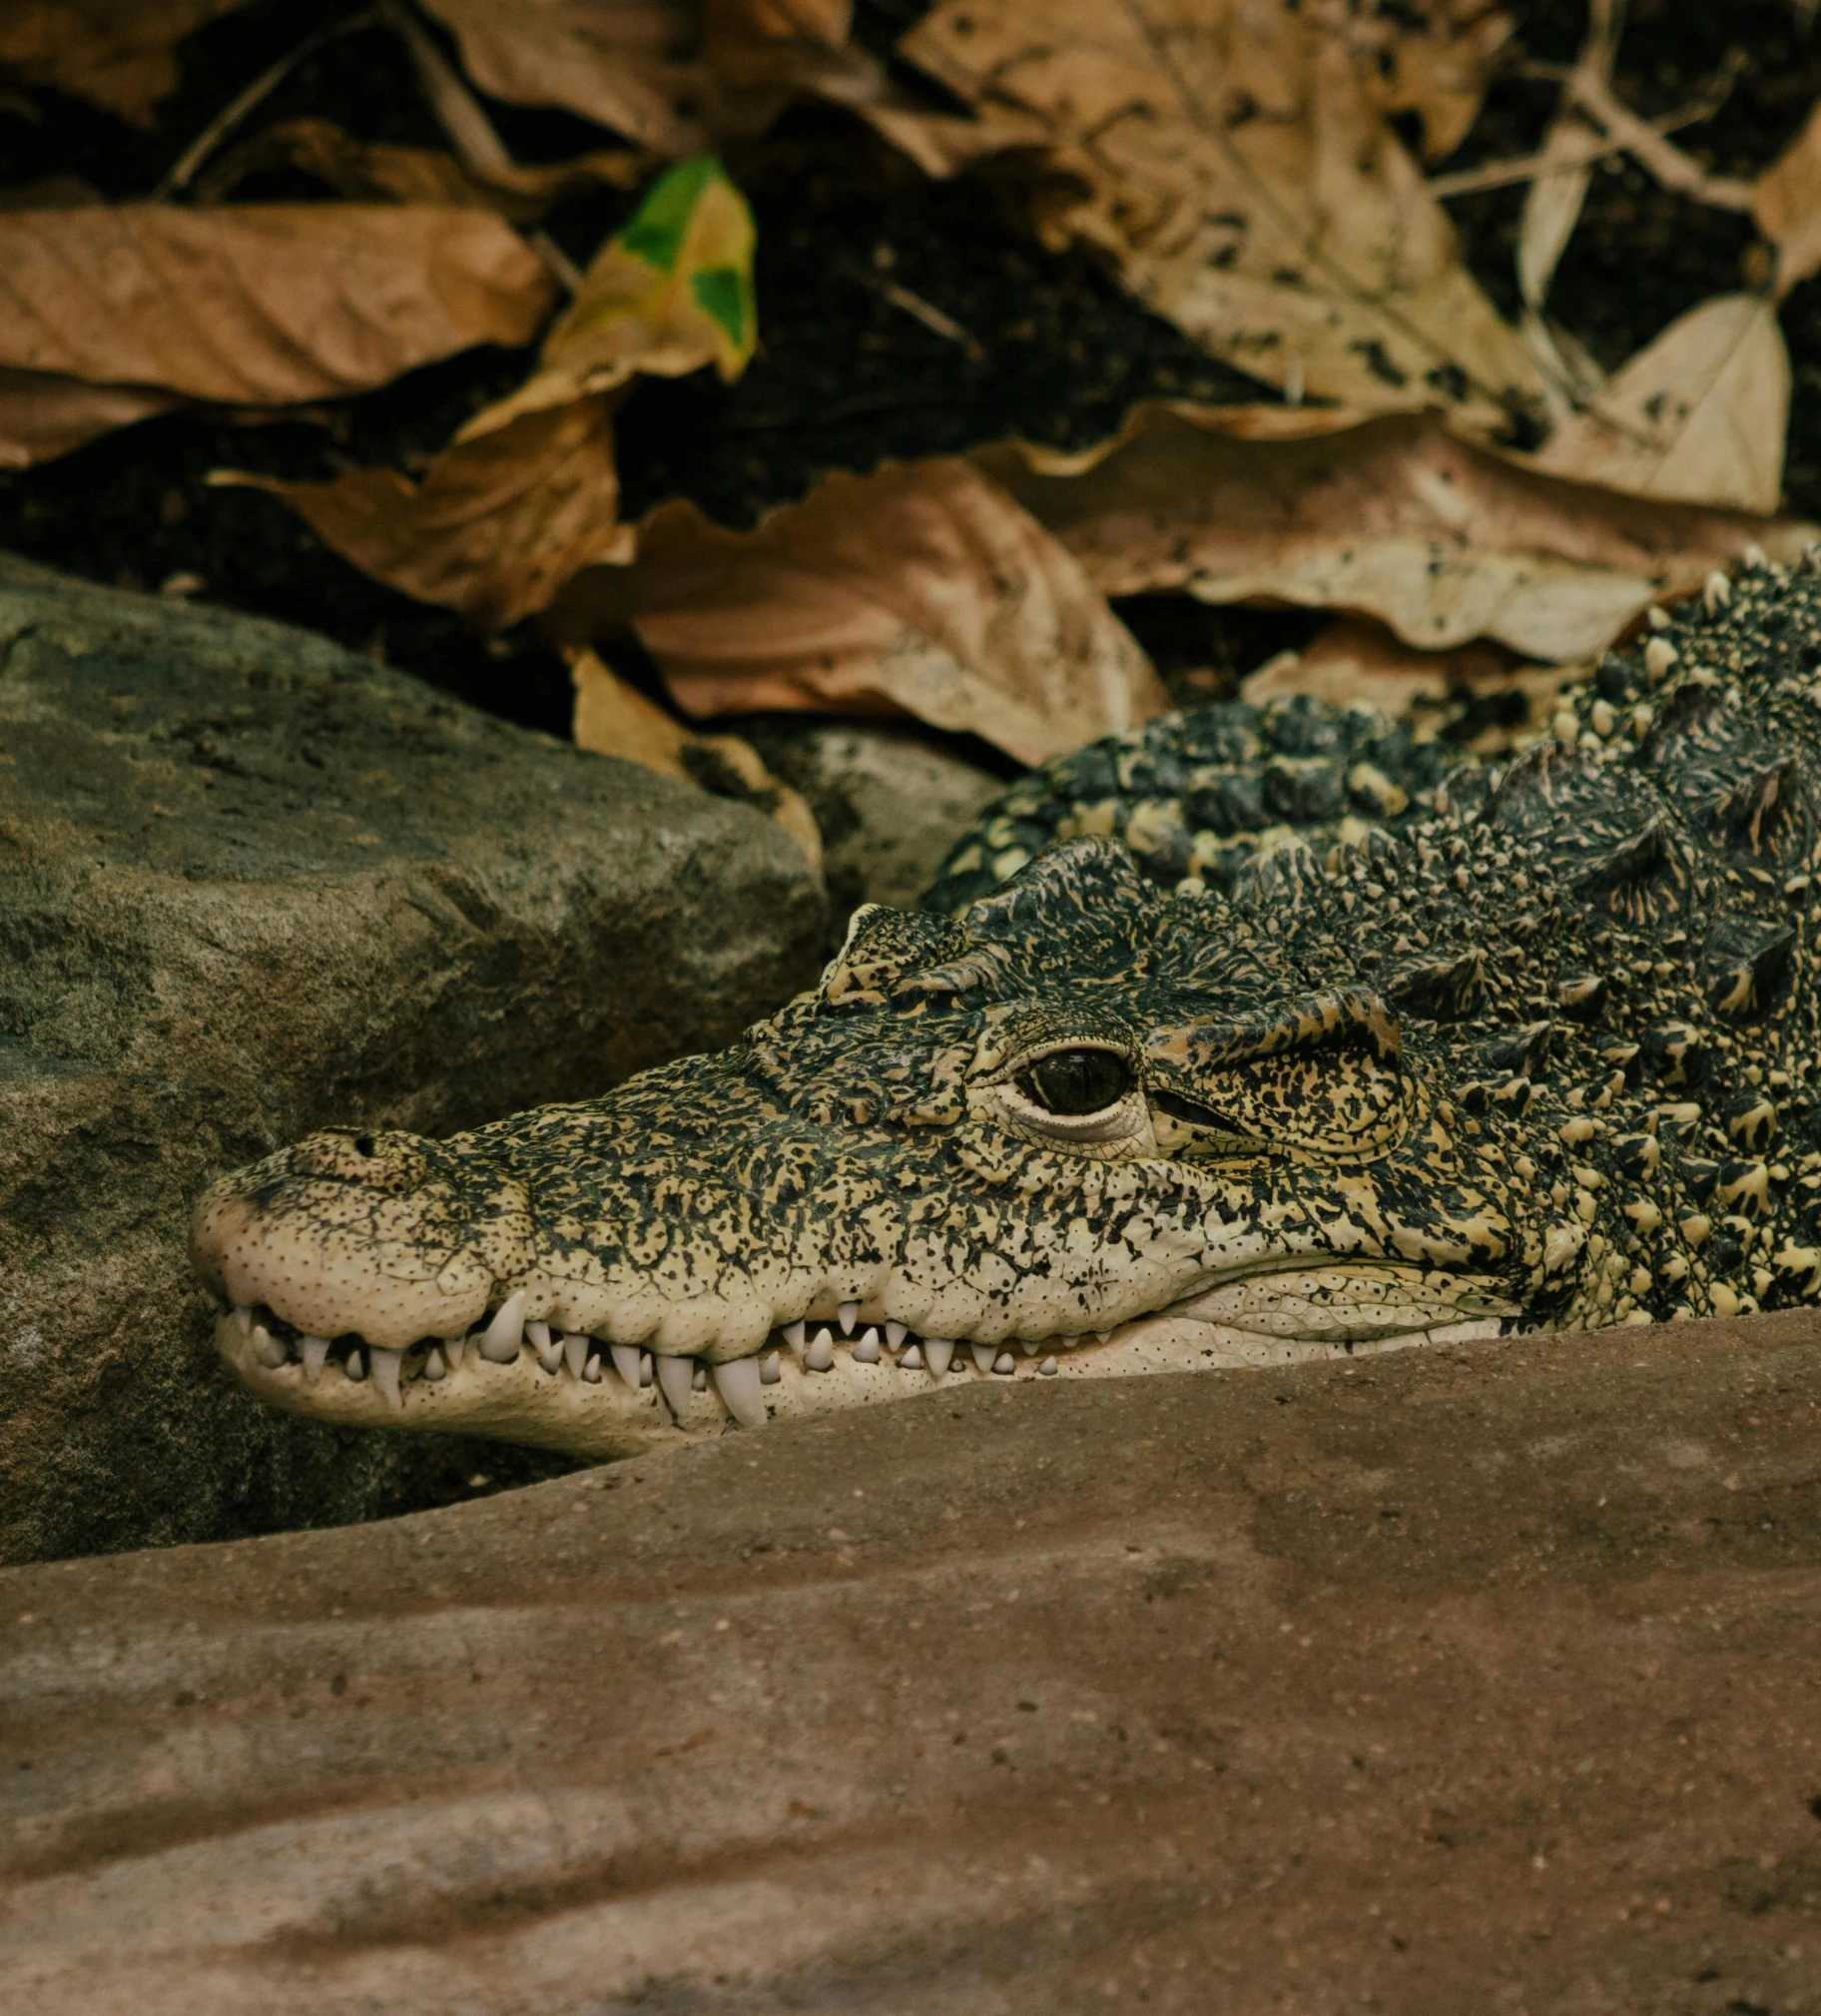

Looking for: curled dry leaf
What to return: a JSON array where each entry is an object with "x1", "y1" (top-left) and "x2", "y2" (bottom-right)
[
  {"x1": 0, "y1": 0, "x2": 248, "y2": 125},
  {"x1": 194, "y1": 117, "x2": 644, "y2": 219},
  {"x1": 547, "y1": 458, "x2": 1171, "y2": 766},
  {"x1": 462, "y1": 155, "x2": 756, "y2": 439},
  {"x1": 1755, "y1": 99, "x2": 1821, "y2": 296},
  {"x1": 572, "y1": 648, "x2": 823, "y2": 867},
  {"x1": 213, "y1": 397, "x2": 634, "y2": 633},
  {"x1": 895, "y1": 0, "x2": 1542, "y2": 428},
  {"x1": 971, "y1": 401, "x2": 1817, "y2": 663},
  {"x1": 1534, "y1": 293, "x2": 1790, "y2": 515},
  {"x1": 0, "y1": 367, "x2": 181, "y2": 471},
  {"x1": 0, "y1": 204, "x2": 557, "y2": 466}
]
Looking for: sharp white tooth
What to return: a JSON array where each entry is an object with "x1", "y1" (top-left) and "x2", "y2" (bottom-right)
[
  {"x1": 1039, "y1": 1356, "x2": 1059, "y2": 1376},
  {"x1": 610, "y1": 1343, "x2": 643, "y2": 1390},
  {"x1": 900, "y1": 1344, "x2": 924, "y2": 1369},
  {"x1": 445, "y1": 1334, "x2": 467, "y2": 1370},
  {"x1": 531, "y1": 1325, "x2": 563, "y2": 1374},
  {"x1": 231, "y1": 1306, "x2": 254, "y2": 1338},
  {"x1": 969, "y1": 1342, "x2": 995, "y2": 1374},
  {"x1": 992, "y1": 1351, "x2": 1015, "y2": 1375},
  {"x1": 656, "y1": 1354, "x2": 696, "y2": 1417},
  {"x1": 1095, "y1": 1329, "x2": 1113, "y2": 1343},
  {"x1": 479, "y1": 1290, "x2": 526, "y2": 1363},
  {"x1": 344, "y1": 1348, "x2": 367, "y2": 1382},
  {"x1": 302, "y1": 1334, "x2": 330, "y2": 1384},
  {"x1": 759, "y1": 1349, "x2": 782, "y2": 1384},
  {"x1": 713, "y1": 1356, "x2": 768, "y2": 1428},
  {"x1": 370, "y1": 1347, "x2": 404, "y2": 1411},
  {"x1": 563, "y1": 1333, "x2": 589, "y2": 1379},
  {"x1": 422, "y1": 1346, "x2": 448, "y2": 1382},
  {"x1": 526, "y1": 1319, "x2": 551, "y2": 1350},
  {"x1": 250, "y1": 1324, "x2": 287, "y2": 1369},
  {"x1": 923, "y1": 1339, "x2": 954, "y2": 1377},
  {"x1": 1021, "y1": 1339, "x2": 1040, "y2": 1357},
  {"x1": 854, "y1": 1326, "x2": 881, "y2": 1363},
  {"x1": 806, "y1": 1327, "x2": 835, "y2": 1372},
  {"x1": 783, "y1": 1321, "x2": 807, "y2": 1351},
  {"x1": 640, "y1": 1351, "x2": 653, "y2": 1388},
  {"x1": 692, "y1": 1364, "x2": 708, "y2": 1390},
  {"x1": 886, "y1": 1321, "x2": 908, "y2": 1349},
  {"x1": 583, "y1": 1352, "x2": 603, "y2": 1382},
  {"x1": 838, "y1": 1301, "x2": 859, "y2": 1334}
]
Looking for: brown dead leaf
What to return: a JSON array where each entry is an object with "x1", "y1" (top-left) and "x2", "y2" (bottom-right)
[
  {"x1": 970, "y1": 401, "x2": 1817, "y2": 663},
  {"x1": 0, "y1": 205, "x2": 556, "y2": 465},
  {"x1": 0, "y1": 0, "x2": 248, "y2": 125},
  {"x1": 1241, "y1": 615, "x2": 1568, "y2": 750},
  {"x1": 572, "y1": 648, "x2": 823, "y2": 866},
  {"x1": 1351, "y1": 1, "x2": 1514, "y2": 166},
  {"x1": 213, "y1": 396, "x2": 633, "y2": 632},
  {"x1": 1533, "y1": 293, "x2": 1790, "y2": 514},
  {"x1": 893, "y1": 0, "x2": 1542, "y2": 428},
  {"x1": 0, "y1": 365, "x2": 181, "y2": 469},
  {"x1": 193, "y1": 118, "x2": 643, "y2": 219},
  {"x1": 547, "y1": 458, "x2": 1171, "y2": 765},
  {"x1": 1755, "y1": 100, "x2": 1821, "y2": 296}
]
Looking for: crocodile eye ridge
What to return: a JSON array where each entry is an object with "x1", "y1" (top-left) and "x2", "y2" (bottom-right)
[{"x1": 1019, "y1": 1048, "x2": 1133, "y2": 1115}]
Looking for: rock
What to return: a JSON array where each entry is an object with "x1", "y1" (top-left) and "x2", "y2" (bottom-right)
[
  {"x1": 0, "y1": 555, "x2": 825, "y2": 1563},
  {"x1": 739, "y1": 718, "x2": 1007, "y2": 937},
  {"x1": 6, "y1": 1309, "x2": 1821, "y2": 2009}
]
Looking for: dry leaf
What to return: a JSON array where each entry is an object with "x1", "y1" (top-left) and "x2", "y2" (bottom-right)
[
  {"x1": 1754, "y1": 99, "x2": 1821, "y2": 295},
  {"x1": 893, "y1": 0, "x2": 1543, "y2": 428},
  {"x1": 213, "y1": 397, "x2": 633, "y2": 632},
  {"x1": 1350, "y1": 1, "x2": 1515, "y2": 165},
  {"x1": 462, "y1": 155, "x2": 756, "y2": 439},
  {"x1": 1241, "y1": 615, "x2": 1569, "y2": 749},
  {"x1": 1534, "y1": 293, "x2": 1790, "y2": 514},
  {"x1": 0, "y1": 0, "x2": 248, "y2": 124},
  {"x1": 194, "y1": 118, "x2": 643, "y2": 218},
  {"x1": 420, "y1": 0, "x2": 711, "y2": 158},
  {"x1": 971, "y1": 401, "x2": 1816, "y2": 663},
  {"x1": 547, "y1": 458, "x2": 1171, "y2": 765},
  {"x1": 0, "y1": 365, "x2": 181, "y2": 469},
  {"x1": 0, "y1": 205, "x2": 557, "y2": 465},
  {"x1": 572, "y1": 647, "x2": 823, "y2": 866}
]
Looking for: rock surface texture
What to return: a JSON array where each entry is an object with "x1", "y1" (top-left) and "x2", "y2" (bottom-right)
[
  {"x1": 5, "y1": 1310, "x2": 1821, "y2": 2013},
  {"x1": 0, "y1": 555, "x2": 825, "y2": 1563}
]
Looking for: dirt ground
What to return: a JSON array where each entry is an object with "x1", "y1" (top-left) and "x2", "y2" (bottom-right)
[{"x1": 4, "y1": 0, "x2": 1818, "y2": 742}]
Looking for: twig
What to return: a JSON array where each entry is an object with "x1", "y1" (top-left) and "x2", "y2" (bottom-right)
[
  {"x1": 843, "y1": 261, "x2": 984, "y2": 357},
  {"x1": 381, "y1": 0, "x2": 583, "y2": 293},
  {"x1": 1429, "y1": 98, "x2": 1714, "y2": 199},
  {"x1": 154, "y1": 10, "x2": 380, "y2": 199},
  {"x1": 1564, "y1": 67, "x2": 1754, "y2": 210}
]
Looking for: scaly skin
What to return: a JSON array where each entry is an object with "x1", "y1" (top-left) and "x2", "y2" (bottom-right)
[{"x1": 194, "y1": 554, "x2": 1821, "y2": 1459}]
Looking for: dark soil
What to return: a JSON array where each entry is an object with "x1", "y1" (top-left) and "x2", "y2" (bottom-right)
[{"x1": 2, "y1": 0, "x2": 1819, "y2": 738}]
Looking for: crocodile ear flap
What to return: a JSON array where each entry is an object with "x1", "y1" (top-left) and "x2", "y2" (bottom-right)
[{"x1": 819, "y1": 907, "x2": 968, "y2": 1011}]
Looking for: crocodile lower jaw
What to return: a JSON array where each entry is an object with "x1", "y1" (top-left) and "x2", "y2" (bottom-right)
[{"x1": 214, "y1": 1277, "x2": 1515, "y2": 1462}]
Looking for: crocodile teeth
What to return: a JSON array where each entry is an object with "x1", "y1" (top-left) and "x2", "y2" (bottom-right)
[
  {"x1": 992, "y1": 1351, "x2": 1016, "y2": 1375},
  {"x1": 853, "y1": 1326, "x2": 881, "y2": 1362},
  {"x1": 1020, "y1": 1339, "x2": 1040, "y2": 1356},
  {"x1": 528, "y1": 1321, "x2": 563, "y2": 1374},
  {"x1": 923, "y1": 1339, "x2": 954, "y2": 1378},
  {"x1": 301, "y1": 1334, "x2": 330, "y2": 1384},
  {"x1": 610, "y1": 1343, "x2": 642, "y2": 1391},
  {"x1": 422, "y1": 1346, "x2": 448, "y2": 1382},
  {"x1": 838, "y1": 1301, "x2": 859, "y2": 1334},
  {"x1": 805, "y1": 1327, "x2": 835, "y2": 1372},
  {"x1": 479, "y1": 1291, "x2": 526, "y2": 1363},
  {"x1": 759, "y1": 1349, "x2": 781, "y2": 1385},
  {"x1": 713, "y1": 1356, "x2": 768, "y2": 1428},
  {"x1": 969, "y1": 1342, "x2": 995, "y2": 1374},
  {"x1": 900, "y1": 1344, "x2": 924, "y2": 1369},
  {"x1": 583, "y1": 1352, "x2": 603, "y2": 1382},
  {"x1": 230, "y1": 1306, "x2": 254, "y2": 1337},
  {"x1": 445, "y1": 1334, "x2": 466, "y2": 1370},
  {"x1": 656, "y1": 1354, "x2": 696, "y2": 1417},
  {"x1": 344, "y1": 1347, "x2": 366, "y2": 1381},
  {"x1": 562, "y1": 1333, "x2": 590, "y2": 1379},
  {"x1": 886, "y1": 1321, "x2": 908, "y2": 1349},
  {"x1": 250, "y1": 1323, "x2": 287, "y2": 1370},
  {"x1": 370, "y1": 1347, "x2": 404, "y2": 1411},
  {"x1": 783, "y1": 1321, "x2": 807, "y2": 1351},
  {"x1": 1039, "y1": 1356, "x2": 1059, "y2": 1376}
]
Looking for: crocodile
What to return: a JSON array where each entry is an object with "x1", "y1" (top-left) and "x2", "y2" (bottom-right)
[{"x1": 193, "y1": 552, "x2": 1821, "y2": 1461}]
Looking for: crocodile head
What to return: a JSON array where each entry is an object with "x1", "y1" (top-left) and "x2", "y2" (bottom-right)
[{"x1": 193, "y1": 835, "x2": 1548, "y2": 1459}]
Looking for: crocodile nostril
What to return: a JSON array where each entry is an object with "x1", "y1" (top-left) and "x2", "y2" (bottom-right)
[{"x1": 352, "y1": 1135, "x2": 375, "y2": 1157}]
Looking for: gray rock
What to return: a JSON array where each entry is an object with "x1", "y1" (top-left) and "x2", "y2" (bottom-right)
[
  {"x1": 739, "y1": 718, "x2": 1007, "y2": 938},
  {"x1": 0, "y1": 556, "x2": 825, "y2": 1563}
]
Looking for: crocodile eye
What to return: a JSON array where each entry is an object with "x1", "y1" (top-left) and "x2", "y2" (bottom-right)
[{"x1": 1020, "y1": 1048, "x2": 1133, "y2": 1115}]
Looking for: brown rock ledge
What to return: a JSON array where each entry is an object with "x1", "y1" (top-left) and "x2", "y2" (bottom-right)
[{"x1": 5, "y1": 1308, "x2": 1821, "y2": 2012}]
